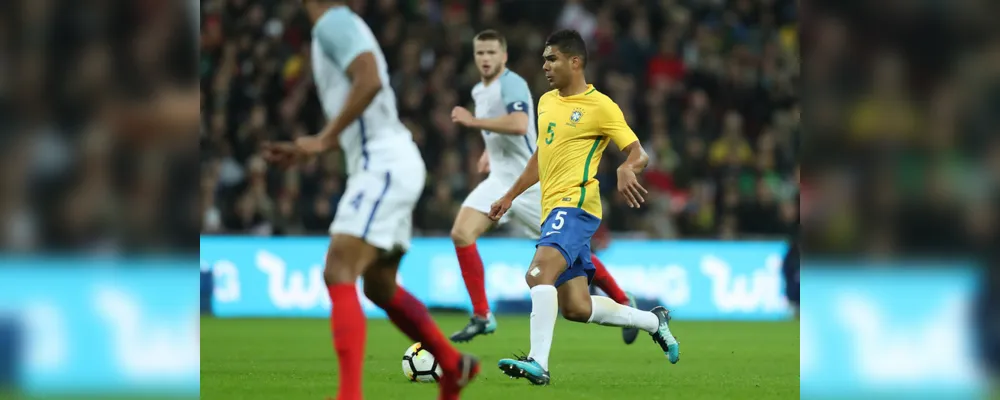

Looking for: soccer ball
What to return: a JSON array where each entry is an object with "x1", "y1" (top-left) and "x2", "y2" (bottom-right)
[{"x1": 401, "y1": 342, "x2": 442, "y2": 383}]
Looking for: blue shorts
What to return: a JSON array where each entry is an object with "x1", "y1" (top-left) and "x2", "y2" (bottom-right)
[{"x1": 535, "y1": 207, "x2": 601, "y2": 287}]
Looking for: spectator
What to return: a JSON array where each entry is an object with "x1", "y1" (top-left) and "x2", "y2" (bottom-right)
[
  {"x1": 201, "y1": 0, "x2": 800, "y2": 240},
  {"x1": 709, "y1": 111, "x2": 754, "y2": 168}
]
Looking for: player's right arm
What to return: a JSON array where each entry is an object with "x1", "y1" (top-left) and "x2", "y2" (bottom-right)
[
  {"x1": 489, "y1": 150, "x2": 538, "y2": 221},
  {"x1": 452, "y1": 72, "x2": 532, "y2": 135},
  {"x1": 452, "y1": 107, "x2": 529, "y2": 135}
]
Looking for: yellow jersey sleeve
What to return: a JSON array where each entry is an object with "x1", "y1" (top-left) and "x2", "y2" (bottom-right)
[{"x1": 597, "y1": 98, "x2": 638, "y2": 150}]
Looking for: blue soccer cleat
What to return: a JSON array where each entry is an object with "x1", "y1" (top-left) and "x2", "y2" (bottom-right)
[
  {"x1": 622, "y1": 292, "x2": 639, "y2": 345},
  {"x1": 649, "y1": 306, "x2": 680, "y2": 364},
  {"x1": 449, "y1": 313, "x2": 497, "y2": 343},
  {"x1": 497, "y1": 355, "x2": 550, "y2": 386}
]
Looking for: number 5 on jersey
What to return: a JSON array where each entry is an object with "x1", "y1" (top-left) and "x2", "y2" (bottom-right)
[
  {"x1": 545, "y1": 122, "x2": 556, "y2": 145},
  {"x1": 550, "y1": 210, "x2": 567, "y2": 230}
]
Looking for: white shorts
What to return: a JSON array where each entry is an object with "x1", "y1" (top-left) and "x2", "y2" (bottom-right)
[
  {"x1": 461, "y1": 176, "x2": 542, "y2": 239},
  {"x1": 330, "y1": 165, "x2": 426, "y2": 252}
]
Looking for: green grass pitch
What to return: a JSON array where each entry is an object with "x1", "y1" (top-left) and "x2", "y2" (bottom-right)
[{"x1": 201, "y1": 315, "x2": 799, "y2": 399}]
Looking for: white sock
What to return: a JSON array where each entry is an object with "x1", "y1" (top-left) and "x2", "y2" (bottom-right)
[
  {"x1": 587, "y1": 296, "x2": 660, "y2": 333},
  {"x1": 527, "y1": 285, "x2": 558, "y2": 371}
]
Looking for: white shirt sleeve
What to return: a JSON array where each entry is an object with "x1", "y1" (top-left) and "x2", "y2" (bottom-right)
[{"x1": 313, "y1": 9, "x2": 378, "y2": 69}]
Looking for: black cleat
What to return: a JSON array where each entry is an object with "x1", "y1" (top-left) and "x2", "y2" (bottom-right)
[{"x1": 449, "y1": 313, "x2": 497, "y2": 343}]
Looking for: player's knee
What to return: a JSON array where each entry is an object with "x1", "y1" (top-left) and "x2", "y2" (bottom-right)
[
  {"x1": 524, "y1": 249, "x2": 564, "y2": 287},
  {"x1": 524, "y1": 264, "x2": 558, "y2": 287},
  {"x1": 323, "y1": 264, "x2": 356, "y2": 285},
  {"x1": 324, "y1": 236, "x2": 382, "y2": 285},
  {"x1": 362, "y1": 263, "x2": 398, "y2": 306},
  {"x1": 561, "y1": 301, "x2": 592, "y2": 323},
  {"x1": 324, "y1": 250, "x2": 361, "y2": 285},
  {"x1": 362, "y1": 278, "x2": 393, "y2": 306},
  {"x1": 523, "y1": 271, "x2": 545, "y2": 287},
  {"x1": 450, "y1": 225, "x2": 476, "y2": 247}
]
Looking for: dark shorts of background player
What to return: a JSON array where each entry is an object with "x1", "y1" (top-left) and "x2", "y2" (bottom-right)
[
  {"x1": 536, "y1": 207, "x2": 600, "y2": 287},
  {"x1": 782, "y1": 239, "x2": 800, "y2": 307}
]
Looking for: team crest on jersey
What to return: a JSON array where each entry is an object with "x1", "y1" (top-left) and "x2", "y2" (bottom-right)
[{"x1": 567, "y1": 108, "x2": 585, "y2": 127}]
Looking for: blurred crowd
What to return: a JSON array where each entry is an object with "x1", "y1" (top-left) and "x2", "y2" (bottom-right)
[
  {"x1": 799, "y1": 2, "x2": 999, "y2": 258},
  {"x1": 1, "y1": 0, "x2": 200, "y2": 253},
  {"x1": 200, "y1": 0, "x2": 800, "y2": 239}
]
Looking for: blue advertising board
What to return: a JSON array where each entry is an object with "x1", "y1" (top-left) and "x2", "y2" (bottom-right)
[
  {"x1": 0, "y1": 260, "x2": 200, "y2": 397},
  {"x1": 200, "y1": 237, "x2": 792, "y2": 320},
  {"x1": 800, "y1": 266, "x2": 987, "y2": 399}
]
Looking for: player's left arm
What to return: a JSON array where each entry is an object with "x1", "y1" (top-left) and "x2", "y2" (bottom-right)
[
  {"x1": 601, "y1": 100, "x2": 649, "y2": 208},
  {"x1": 308, "y1": 18, "x2": 383, "y2": 152},
  {"x1": 454, "y1": 73, "x2": 531, "y2": 135},
  {"x1": 618, "y1": 141, "x2": 649, "y2": 175}
]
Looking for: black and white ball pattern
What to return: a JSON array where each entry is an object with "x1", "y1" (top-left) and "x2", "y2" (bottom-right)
[{"x1": 401, "y1": 342, "x2": 442, "y2": 383}]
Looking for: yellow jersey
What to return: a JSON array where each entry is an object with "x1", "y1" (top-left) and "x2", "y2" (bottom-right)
[{"x1": 535, "y1": 84, "x2": 638, "y2": 223}]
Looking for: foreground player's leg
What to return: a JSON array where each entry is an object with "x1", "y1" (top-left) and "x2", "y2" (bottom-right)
[
  {"x1": 589, "y1": 253, "x2": 639, "y2": 344},
  {"x1": 324, "y1": 235, "x2": 381, "y2": 400},
  {"x1": 497, "y1": 246, "x2": 565, "y2": 385},
  {"x1": 559, "y1": 277, "x2": 680, "y2": 364},
  {"x1": 499, "y1": 246, "x2": 679, "y2": 386},
  {"x1": 364, "y1": 252, "x2": 480, "y2": 400},
  {"x1": 524, "y1": 284, "x2": 558, "y2": 370},
  {"x1": 449, "y1": 207, "x2": 499, "y2": 342}
]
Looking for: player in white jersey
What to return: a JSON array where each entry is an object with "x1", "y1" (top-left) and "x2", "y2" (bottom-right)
[
  {"x1": 263, "y1": 2, "x2": 478, "y2": 399},
  {"x1": 447, "y1": 30, "x2": 639, "y2": 345}
]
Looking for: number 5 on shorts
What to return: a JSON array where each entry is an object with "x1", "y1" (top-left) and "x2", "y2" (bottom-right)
[{"x1": 551, "y1": 210, "x2": 568, "y2": 230}]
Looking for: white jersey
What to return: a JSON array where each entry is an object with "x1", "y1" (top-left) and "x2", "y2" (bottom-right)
[
  {"x1": 311, "y1": 6, "x2": 425, "y2": 252},
  {"x1": 472, "y1": 69, "x2": 538, "y2": 181},
  {"x1": 463, "y1": 69, "x2": 543, "y2": 238},
  {"x1": 311, "y1": 6, "x2": 421, "y2": 175}
]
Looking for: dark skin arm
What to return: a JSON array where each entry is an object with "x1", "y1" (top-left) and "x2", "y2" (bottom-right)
[
  {"x1": 263, "y1": 52, "x2": 382, "y2": 163},
  {"x1": 309, "y1": 52, "x2": 382, "y2": 151}
]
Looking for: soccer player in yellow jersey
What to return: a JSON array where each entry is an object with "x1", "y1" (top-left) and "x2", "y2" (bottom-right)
[{"x1": 491, "y1": 30, "x2": 680, "y2": 385}]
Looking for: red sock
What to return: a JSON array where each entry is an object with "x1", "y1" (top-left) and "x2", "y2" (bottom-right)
[
  {"x1": 455, "y1": 243, "x2": 490, "y2": 317},
  {"x1": 328, "y1": 284, "x2": 366, "y2": 400},
  {"x1": 591, "y1": 254, "x2": 630, "y2": 305},
  {"x1": 383, "y1": 287, "x2": 461, "y2": 372}
]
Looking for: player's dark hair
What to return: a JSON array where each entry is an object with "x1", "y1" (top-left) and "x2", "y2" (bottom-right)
[
  {"x1": 545, "y1": 30, "x2": 588, "y2": 67},
  {"x1": 474, "y1": 29, "x2": 507, "y2": 51}
]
